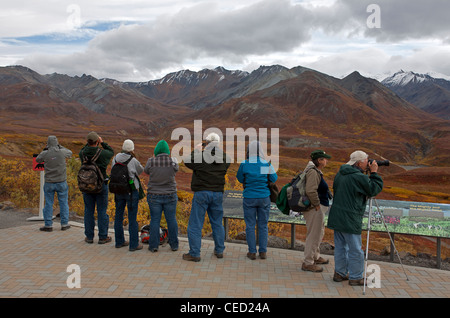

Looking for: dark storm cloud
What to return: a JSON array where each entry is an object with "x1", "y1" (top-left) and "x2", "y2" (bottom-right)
[{"x1": 91, "y1": 0, "x2": 312, "y2": 65}]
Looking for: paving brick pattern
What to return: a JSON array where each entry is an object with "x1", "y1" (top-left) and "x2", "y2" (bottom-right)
[{"x1": 1, "y1": 222, "x2": 449, "y2": 298}]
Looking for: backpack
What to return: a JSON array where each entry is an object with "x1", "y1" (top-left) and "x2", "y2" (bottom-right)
[
  {"x1": 140, "y1": 225, "x2": 169, "y2": 245},
  {"x1": 286, "y1": 170, "x2": 311, "y2": 212},
  {"x1": 78, "y1": 148, "x2": 104, "y2": 194},
  {"x1": 276, "y1": 183, "x2": 290, "y2": 215},
  {"x1": 109, "y1": 156, "x2": 133, "y2": 194}
]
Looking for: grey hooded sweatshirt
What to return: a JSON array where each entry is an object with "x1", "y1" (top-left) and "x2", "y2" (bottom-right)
[{"x1": 36, "y1": 136, "x2": 73, "y2": 183}]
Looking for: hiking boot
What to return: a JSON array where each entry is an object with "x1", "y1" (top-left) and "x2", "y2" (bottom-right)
[
  {"x1": 130, "y1": 244, "x2": 143, "y2": 252},
  {"x1": 61, "y1": 224, "x2": 71, "y2": 231},
  {"x1": 314, "y1": 257, "x2": 329, "y2": 265},
  {"x1": 98, "y1": 236, "x2": 112, "y2": 244},
  {"x1": 349, "y1": 278, "x2": 366, "y2": 286},
  {"x1": 39, "y1": 226, "x2": 53, "y2": 232},
  {"x1": 301, "y1": 263, "x2": 323, "y2": 272},
  {"x1": 247, "y1": 252, "x2": 256, "y2": 260},
  {"x1": 333, "y1": 271, "x2": 349, "y2": 282},
  {"x1": 259, "y1": 252, "x2": 267, "y2": 259},
  {"x1": 183, "y1": 253, "x2": 201, "y2": 262},
  {"x1": 115, "y1": 241, "x2": 129, "y2": 248}
]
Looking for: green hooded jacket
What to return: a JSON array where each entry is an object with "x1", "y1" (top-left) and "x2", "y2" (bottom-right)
[{"x1": 327, "y1": 164, "x2": 383, "y2": 235}]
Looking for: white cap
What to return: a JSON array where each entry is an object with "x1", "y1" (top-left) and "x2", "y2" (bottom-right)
[
  {"x1": 346, "y1": 150, "x2": 368, "y2": 165},
  {"x1": 206, "y1": 133, "x2": 220, "y2": 143},
  {"x1": 122, "y1": 139, "x2": 134, "y2": 152}
]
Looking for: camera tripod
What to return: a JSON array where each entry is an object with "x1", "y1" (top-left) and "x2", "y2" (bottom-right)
[{"x1": 363, "y1": 197, "x2": 410, "y2": 295}]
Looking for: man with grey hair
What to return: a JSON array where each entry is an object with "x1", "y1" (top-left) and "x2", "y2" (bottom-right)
[{"x1": 327, "y1": 150, "x2": 383, "y2": 286}]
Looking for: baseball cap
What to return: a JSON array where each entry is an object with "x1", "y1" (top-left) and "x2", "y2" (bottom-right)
[
  {"x1": 346, "y1": 150, "x2": 368, "y2": 165},
  {"x1": 311, "y1": 150, "x2": 331, "y2": 160}
]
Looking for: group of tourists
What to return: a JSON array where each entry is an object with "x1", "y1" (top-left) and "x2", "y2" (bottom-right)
[{"x1": 36, "y1": 131, "x2": 383, "y2": 286}]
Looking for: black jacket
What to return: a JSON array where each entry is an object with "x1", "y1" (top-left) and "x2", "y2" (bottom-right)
[{"x1": 184, "y1": 143, "x2": 230, "y2": 192}]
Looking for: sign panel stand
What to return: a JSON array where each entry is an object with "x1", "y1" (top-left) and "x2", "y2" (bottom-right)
[{"x1": 27, "y1": 155, "x2": 55, "y2": 222}]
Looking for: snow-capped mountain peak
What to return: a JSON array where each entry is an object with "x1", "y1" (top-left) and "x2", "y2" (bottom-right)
[{"x1": 381, "y1": 70, "x2": 431, "y2": 87}]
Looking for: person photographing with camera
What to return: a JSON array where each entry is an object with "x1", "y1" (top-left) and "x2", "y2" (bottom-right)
[{"x1": 327, "y1": 150, "x2": 383, "y2": 286}]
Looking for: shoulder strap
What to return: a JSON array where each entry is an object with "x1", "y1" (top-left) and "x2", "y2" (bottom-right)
[
  {"x1": 124, "y1": 156, "x2": 133, "y2": 165},
  {"x1": 114, "y1": 155, "x2": 133, "y2": 166},
  {"x1": 91, "y1": 148, "x2": 102, "y2": 163}
]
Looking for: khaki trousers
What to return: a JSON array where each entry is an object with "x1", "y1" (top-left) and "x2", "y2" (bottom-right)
[{"x1": 302, "y1": 205, "x2": 328, "y2": 265}]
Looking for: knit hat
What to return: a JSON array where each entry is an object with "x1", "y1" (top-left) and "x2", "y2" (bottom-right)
[
  {"x1": 206, "y1": 133, "x2": 220, "y2": 143},
  {"x1": 154, "y1": 140, "x2": 170, "y2": 156},
  {"x1": 122, "y1": 139, "x2": 134, "y2": 152},
  {"x1": 346, "y1": 150, "x2": 368, "y2": 165}
]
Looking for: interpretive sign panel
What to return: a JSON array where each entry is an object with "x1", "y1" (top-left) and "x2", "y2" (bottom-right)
[{"x1": 223, "y1": 191, "x2": 450, "y2": 239}]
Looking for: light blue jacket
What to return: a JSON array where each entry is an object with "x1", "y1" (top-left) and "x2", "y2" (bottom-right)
[{"x1": 236, "y1": 156, "x2": 278, "y2": 199}]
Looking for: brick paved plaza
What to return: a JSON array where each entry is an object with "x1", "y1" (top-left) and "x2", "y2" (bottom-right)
[{"x1": 1, "y1": 222, "x2": 449, "y2": 299}]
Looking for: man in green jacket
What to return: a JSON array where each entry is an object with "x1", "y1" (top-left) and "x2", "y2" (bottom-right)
[
  {"x1": 327, "y1": 150, "x2": 383, "y2": 286},
  {"x1": 79, "y1": 132, "x2": 114, "y2": 244}
]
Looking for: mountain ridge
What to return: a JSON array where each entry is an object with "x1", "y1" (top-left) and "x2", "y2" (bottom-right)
[
  {"x1": 1, "y1": 64, "x2": 449, "y2": 165},
  {"x1": 381, "y1": 70, "x2": 450, "y2": 120}
]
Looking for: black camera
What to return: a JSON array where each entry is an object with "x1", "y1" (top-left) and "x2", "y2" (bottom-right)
[{"x1": 368, "y1": 159, "x2": 390, "y2": 167}]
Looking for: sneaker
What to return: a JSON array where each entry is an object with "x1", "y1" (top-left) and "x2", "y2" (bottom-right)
[
  {"x1": 149, "y1": 247, "x2": 158, "y2": 252},
  {"x1": 301, "y1": 263, "x2": 323, "y2": 272},
  {"x1": 61, "y1": 224, "x2": 71, "y2": 231},
  {"x1": 98, "y1": 236, "x2": 112, "y2": 244},
  {"x1": 247, "y1": 252, "x2": 256, "y2": 260},
  {"x1": 314, "y1": 257, "x2": 329, "y2": 264},
  {"x1": 259, "y1": 252, "x2": 267, "y2": 260},
  {"x1": 333, "y1": 271, "x2": 349, "y2": 282},
  {"x1": 182, "y1": 253, "x2": 201, "y2": 262},
  {"x1": 214, "y1": 252, "x2": 223, "y2": 259},
  {"x1": 85, "y1": 237, "x2": 94, "y2": 244},
  {"x1": 39, "y1": 226, "x2": 53, "y2": 232}
]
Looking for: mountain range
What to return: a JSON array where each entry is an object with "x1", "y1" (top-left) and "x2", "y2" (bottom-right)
[
  {"x1": 381, "y1": 70, "x2": 450, "y2": 120},
  {"x1": 1, "y1": 64, "x2": 449, "y2": 166}
]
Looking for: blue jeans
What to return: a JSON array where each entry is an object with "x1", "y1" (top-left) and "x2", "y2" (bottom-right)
[
  {"x1": 333, "y1": 231, "x2": 364, "y2": 280},
  {"x1": 243, "y1": 197, "x2": 271, "y2": 254},
  {"x1": 187, "y1": 191, "x2": 225, "y2": 257},
  {"x1": 83, "y1": 183, "x2": 109, "y2": 240},
  {"x1": 114, "y1": 189, "x2": 140, "y2": 249},
  {"x1": 147, "y1": 193, "x2": 178, "y2": 250},
  {"x1": 43, "y1": 181, "x2": 69, "y2": 227}
]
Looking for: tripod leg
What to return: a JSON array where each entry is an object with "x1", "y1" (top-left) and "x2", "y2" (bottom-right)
[
  {"x1": 373, "y1": 199, "x2": 410, "y2": 281},
  {"x1": 363, "y1": 198, "x2": 374, "y2": 295}
]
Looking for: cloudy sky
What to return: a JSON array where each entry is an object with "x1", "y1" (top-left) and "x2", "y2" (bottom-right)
[{"x1": 1, "y1": 0, "x2": 450, "y2": 82}]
